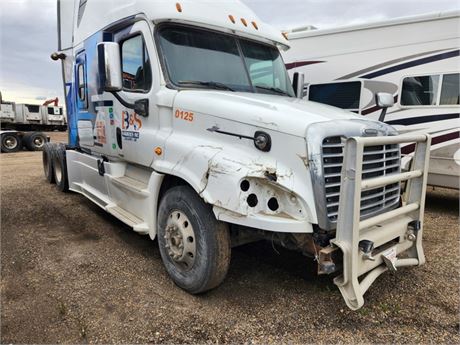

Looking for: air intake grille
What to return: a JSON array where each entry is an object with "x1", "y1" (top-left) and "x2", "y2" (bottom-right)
[{"x1": 322, "y1": 136, "x2": 401, "y2": 222}]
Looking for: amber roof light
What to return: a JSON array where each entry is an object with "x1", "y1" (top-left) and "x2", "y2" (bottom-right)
[
  {"x1": 228, "y1": 14, "x2": 235, "y2": 24},
  {"x1": 176, "y1": 2, "x2": 182, "y2": 12}
]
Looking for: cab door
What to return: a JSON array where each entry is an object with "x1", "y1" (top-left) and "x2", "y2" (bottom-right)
[{"x1": 110, "y1": 20, "x2": 161, "y2": 166}]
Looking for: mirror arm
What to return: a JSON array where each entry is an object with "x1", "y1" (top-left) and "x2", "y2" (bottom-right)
[{"x1": 378, "y1": 107, "x2": 388, "y2": 122}]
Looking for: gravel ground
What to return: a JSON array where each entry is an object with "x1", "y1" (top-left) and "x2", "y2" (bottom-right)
[{"x1": 1, "y1": 132, "x2": 459, "y2": 344}]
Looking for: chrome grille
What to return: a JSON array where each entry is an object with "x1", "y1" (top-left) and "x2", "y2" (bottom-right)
[{"x1": 322, "y1": 136, "x2": 401, "y2": 222}]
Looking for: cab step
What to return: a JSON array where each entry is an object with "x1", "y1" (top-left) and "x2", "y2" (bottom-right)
[
  {"x1": 110, "y1": 175, "x2": 150, "y2": 196},
  {"x1": 106, "y1": 205, "x2": 149, "y2": 234}
]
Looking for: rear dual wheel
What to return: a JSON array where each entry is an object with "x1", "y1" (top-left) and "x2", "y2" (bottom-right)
[
  {"x1": 42, "y1": 142, "x2": 68, "y2": 192},
  {"x1": 157, "y1": 186, "x2": 231, "y2": 294},
  {"x1": 53, "y1": 143, "x2": 69, "y2": 192},
  {"x1": 24, "y1": 132, "x2": 47, "y2": 151}
]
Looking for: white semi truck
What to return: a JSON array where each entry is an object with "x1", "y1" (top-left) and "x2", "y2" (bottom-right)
[
  {"x1": 46, "y1": 0, "x2": 431, "y2": 310},
  {"x1": 1, "y1": 91, "x2": 67, "y2": 152}
]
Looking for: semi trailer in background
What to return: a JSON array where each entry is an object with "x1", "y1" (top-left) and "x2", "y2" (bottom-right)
[
  {"x1": 283, "y1": 11, "x2": 460, "y2": 189},
  {"x1": 0, "y1": 91, "x2": 67, "y2": 152},
  {"x1": 45, "y1": 0, "x2": 431, "y2": 310}
]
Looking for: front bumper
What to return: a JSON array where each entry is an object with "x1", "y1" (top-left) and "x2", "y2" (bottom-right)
[{"x1": 326, "y1": 133, "x2": 431, "y2": 310}]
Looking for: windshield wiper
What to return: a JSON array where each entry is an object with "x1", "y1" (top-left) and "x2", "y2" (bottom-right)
[
  {"x1": 178, "y1": 80, "x2": 235, "y2": 91},
  {"x1": 255, "y1": 85, "x2": 291, "y2": 97}
]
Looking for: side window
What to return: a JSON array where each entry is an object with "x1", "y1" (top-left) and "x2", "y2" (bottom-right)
[
  {"x1": 401, "y1": 75, "x2": 439, "y2": 106},
  {"x1": 308, "y1": 82, "x2": 361, "y2": 111},
  {"x1": 77, "y1": 63, "x2": 87, "y2": 108},
  {"x1": 440, "y1": 73, "x2": 460, "y2": 105},
  {"x1": 121, "y1": 35, "x2": 152, "y2": 92}
]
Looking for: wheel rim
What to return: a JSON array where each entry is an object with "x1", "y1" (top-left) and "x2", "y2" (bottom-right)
[
  {"x1": 33, "y1": 136, "x2": 45, "y2": 148},
  {"x1": 3, "y1": 135, "x2": 18, "y2": 150},
  {"x1": 54, "y1": 157, "x2": 62, "y2": 183},
  {"x1": 164, "y1": 210, "x2": 196, "y2": 271}
]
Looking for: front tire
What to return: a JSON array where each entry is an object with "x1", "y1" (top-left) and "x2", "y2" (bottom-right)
[{"x1": 157, "y1": 185, "x2": 231, "y2": 294}]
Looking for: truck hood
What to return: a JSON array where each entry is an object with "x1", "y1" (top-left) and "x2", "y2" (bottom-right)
[{"x1": 174, "y1": 90, "x2": 362, "y2": 137}]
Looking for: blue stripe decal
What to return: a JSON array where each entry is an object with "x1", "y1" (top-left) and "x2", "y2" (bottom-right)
[
  {"x1": 361, "y1": 49, "x2": 460, "y2": 79},
  {"x1": 386, "y1": 113, "x2": 460, "y2": 126}
]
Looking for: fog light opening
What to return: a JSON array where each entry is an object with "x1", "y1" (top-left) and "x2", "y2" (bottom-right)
[
  {"x1": 267, "y1": 197, "x2": 279, "y2": 211},
  {"x1": 240, "y1": 179, "x2": 250, "y2": 192},
  {"x1": 247, "y1": 194, "x2": 258, "y2": 207}
]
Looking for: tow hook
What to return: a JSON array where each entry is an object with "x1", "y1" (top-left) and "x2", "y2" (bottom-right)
[
  {"x1": 406, "y1": 220, "x2": 421, "y2": 241},
  {"x1": 359, "y1": 240, "x2": 375, "y2": 261}
]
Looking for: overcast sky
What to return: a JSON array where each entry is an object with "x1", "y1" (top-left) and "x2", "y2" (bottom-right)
[{"x1": 0, "y1": 0, "x2": 458, "y2": 104}]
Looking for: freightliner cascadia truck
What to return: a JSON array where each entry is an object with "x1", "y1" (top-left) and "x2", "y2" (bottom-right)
[{"x1": 46, "y1": 0, "x2": 431, "y2": 310}]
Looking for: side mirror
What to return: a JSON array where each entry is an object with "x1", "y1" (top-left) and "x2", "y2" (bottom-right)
[
  {"x1": 375, "y1": 92, "x2": 394, "y2": 122},
  {"x1": 376, "y1": 92, "x2": 394, "y2": 108},
  {"x1": 97, "y1": 42, "x2": 122, "y2": 92}
]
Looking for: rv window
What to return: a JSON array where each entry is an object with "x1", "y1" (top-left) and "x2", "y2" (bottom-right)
[
  {"x1": 440, "y1": 73, "x2": 460, "y2": 105},
  {"x1": 401, "y1": 75, "x2": 439, "y2": 106},
  {"x1": 121, "y1": 35, "x2": 152, "y2": 92},
  {"x1": 308, "y1": 82, "x2": 361, "y2": 110}
]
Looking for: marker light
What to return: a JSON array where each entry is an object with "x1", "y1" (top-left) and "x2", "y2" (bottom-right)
[
  {"x1": 154, "y1": 147, "x2": 163, "y2": 156},
  {"x1": 176, "y1": 2, "x2": 182, "y2": 12},
  {"x1": 228, "y1": 15, "x2": 236, "y2": 24},
  {"x1": 251, "y1": 21, "x2": 259, "y2": 30},
  {"x1": 241, "y1": 18, "x2": 248, "y2": 27},
  {"x1": 282, "y1": 32, "x2": 289, "y2": 40}
]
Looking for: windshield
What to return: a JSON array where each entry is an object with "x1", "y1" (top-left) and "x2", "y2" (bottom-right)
[{"x1": 157, "y1": 25, "x2": 295, "y2": 97}]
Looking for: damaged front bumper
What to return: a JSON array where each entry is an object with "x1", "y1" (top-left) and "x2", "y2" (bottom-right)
[{"x1": 320, "y1": 133, "x2": 431, "y2": 310}]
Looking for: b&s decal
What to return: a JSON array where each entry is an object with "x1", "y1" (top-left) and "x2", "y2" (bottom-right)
[{"x1": 122, "y1": 111, "x2": 142, "y2": 130}]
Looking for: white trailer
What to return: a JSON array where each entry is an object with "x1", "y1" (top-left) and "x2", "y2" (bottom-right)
[
  {"x1": 46, "y1": 0, "x2": 431, "y2": 310},
  {"x1": 0, "y1": 92, "x2": 66, "y2": 152},
  {"x1": 283, "y1": 11, "x2": 460, "y2": 189}
]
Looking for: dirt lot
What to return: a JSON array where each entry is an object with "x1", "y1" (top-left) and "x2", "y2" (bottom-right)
[{"x1": 1, "y1": 132, "x2": 459, "y2": 344}]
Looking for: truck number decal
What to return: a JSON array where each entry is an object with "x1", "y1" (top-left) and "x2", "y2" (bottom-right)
[{"x1": 175, "y1": 109, "x2": 194, "y2": 122}]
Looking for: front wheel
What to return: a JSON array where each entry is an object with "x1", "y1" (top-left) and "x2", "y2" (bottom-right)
[{"x1": 157, "y1": 185, "x2": 231, "y2": 294}]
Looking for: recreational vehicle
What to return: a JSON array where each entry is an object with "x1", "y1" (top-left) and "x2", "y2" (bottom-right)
[
  {"x1": 283, "y1": 11, "x2": 460, "y2": 189},
  {"x1": 46, "y1": 0, "x2": 431, "y2": 310}
]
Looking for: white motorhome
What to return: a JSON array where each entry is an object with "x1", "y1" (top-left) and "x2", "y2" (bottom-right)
[
  {"x1": 283, "y1": 11, "x2": 460, "y2": 189},
  {"x1": 45, "y1": 0, "x2": 431, "y2": 310}
]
